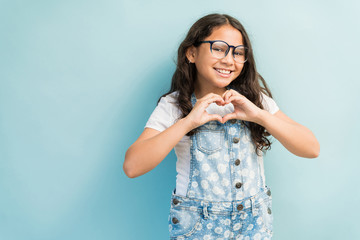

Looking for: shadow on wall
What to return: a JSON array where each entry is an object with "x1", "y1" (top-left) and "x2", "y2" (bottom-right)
[{"x1": 118, "y1": 59, "x2": 178, "y2": 239}]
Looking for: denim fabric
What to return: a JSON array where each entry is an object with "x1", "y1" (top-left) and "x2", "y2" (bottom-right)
[
  {"x1": 168, "y1": 187, "x2": 273, "y2": 239},
  {"x1": 186, "y1": 92, "x2": 266, "y2": 201},
  {"x1": 168, "y1": 91, "x2": 274, "y2": 239}
]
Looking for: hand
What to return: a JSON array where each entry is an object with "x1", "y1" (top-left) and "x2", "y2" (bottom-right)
[
  {"x1": 185, "y1": 93, "x2": 225, "y2": 129},
  {"x1": 221, "y1": 89, "x2": 263, "y2": 124}
]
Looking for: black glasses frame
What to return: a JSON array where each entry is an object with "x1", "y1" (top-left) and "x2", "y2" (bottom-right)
[{"x1": 196, "y1": 40, "x2": 248, "y2": 63}]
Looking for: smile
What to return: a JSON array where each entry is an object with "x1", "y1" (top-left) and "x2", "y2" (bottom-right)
[
  {"x1": 214, "y1": 68, "x2": 233, "y2": 78},
  {"x1": 214, "y1": 68, "x2": 232, "y2": 74}
]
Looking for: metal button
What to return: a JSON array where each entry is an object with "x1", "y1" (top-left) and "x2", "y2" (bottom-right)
[
  {"x1": 172, "y1": 198, "x2": 180, "y2": 205},
  {"x1": 267, "y1": 207, "x2": 272, "y2": 214},
  {"x1": 235, "y1": 159, "x2": 240, "y2": 166},
  {"x1": 235, "y1": 182, "x2": 242, "y2": 189},
  {"x1": 230, "y1": 119, "x2": 237, "y2": 124},
  {"x1": 266, "y1": 189, "x2": 271, "y2": 196},
  {"x1": 172, "y1": 217, "x2": 179, "y2": 224},
  {"x1": 233, "y1": 137, "x2": 240, "y2": 143},
  {"x1": 237, "y1": 204, "x2": 244, "y2": 211}
]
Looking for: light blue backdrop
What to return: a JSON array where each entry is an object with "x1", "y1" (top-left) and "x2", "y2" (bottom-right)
[{"x1": 1, "y1": 0, "x2": 359, "y2": 239}]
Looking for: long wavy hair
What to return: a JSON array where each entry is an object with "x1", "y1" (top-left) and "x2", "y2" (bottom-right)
[{"x1": 159, "y1": 13, "x2": 275, "y2": 156}]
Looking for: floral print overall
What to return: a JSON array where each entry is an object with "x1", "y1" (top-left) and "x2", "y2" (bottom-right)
[{"x1": 168, "y1": 92, "x2": 274, "y2": 240}]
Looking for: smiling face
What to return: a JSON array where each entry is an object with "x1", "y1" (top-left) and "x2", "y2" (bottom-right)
[{"x1": 186, "y1": 24, "x2": 245, "y2": 98}]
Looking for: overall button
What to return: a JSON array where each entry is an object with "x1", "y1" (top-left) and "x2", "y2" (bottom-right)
[
  {"x1": 237, "y1": 204, "x2": 244, "y2": 211},
  {"x1": 230, "y1": 119, "x2": 237, "y2": 124},
  {"x1": 267, "y1": 207, "x2": 272, "y2": 214},
  {"x1": 172, "y1": 198, "x2": 180, "y2": 205},
  {"x1": 233, "y1": 137, "x2": 240, "y2": 143},
  {"x1": 235, "y1": 182, "x2": 242, "y2": 189},
  {"x1": 266, "y1": 189, "x2": 271, "y2": 196},
  {"x1": 172, "y1": 217, "x2": 179, "y2": 224},
  {"x1": 235, "y1": 159, "x2": 240, "y2": 166}
]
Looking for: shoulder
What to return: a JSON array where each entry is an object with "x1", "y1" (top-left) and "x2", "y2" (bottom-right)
[
  {"x1": 259, "y1": 91, "x2": 279, "y2": 114},
  {"x1": 157, "y1": 91, "x2": 179, "y2": 110},
  {"x1": 144, "y1": 91, "x2": 180, "y2": 131},
  {"x1": 156, "y1": 91, "x2": 181, "y2": 117},
  {"x1": 259, "y1": 91, "x2": 272, "y2": 102},
  {"x1": 161, "y1": 91, "x2": 178, "y2": 104}
]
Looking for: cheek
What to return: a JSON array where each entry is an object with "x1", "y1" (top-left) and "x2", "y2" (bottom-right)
[
  {"x1": 231, "y1": 67, "x2": 244, "y2": 80},
  {"x1": 195, "y1": 59, "x2": 215, "y2": 73},
  {"x1": 236, "y1": 65, "x2": 245, "y2": 75}
]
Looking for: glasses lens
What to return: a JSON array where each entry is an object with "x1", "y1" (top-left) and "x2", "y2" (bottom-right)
[
  {"x1": 211, "y1": 41, "x2": 228, "y2": 59},
  {"x1": 234, "y1": 46, "x2": 248, "y2": 63}
]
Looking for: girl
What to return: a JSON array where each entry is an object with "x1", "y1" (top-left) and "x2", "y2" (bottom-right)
[{"x1": 124, "y1": 13, "x2": 320, "y2": 240}]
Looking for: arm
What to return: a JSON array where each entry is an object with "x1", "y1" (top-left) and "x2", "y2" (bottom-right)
[
  {"x1": 123, "y1": 118, "x2": 193, "y2": 178},
  {"x1": 123, "y1": 93, "x2": 225, "y2": 178},
  {"x1": 254, "y1": 109, "x2": 320, "y2": 158},
  {"x1": 221, "y1": 89, "x2": 320, "y2": 159}
]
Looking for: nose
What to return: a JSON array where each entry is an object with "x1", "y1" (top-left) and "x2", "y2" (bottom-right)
[{"x1": 220, "y1": 47, "x2": 235, "y2": 65}]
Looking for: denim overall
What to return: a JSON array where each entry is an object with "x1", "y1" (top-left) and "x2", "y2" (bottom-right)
[{"x1": 168, "y1": 92, "x2": 273, "y2": 240}]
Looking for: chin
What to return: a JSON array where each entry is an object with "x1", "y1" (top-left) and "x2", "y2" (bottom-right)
[{"x1": 217, "y1": 79, "x2": 235, "y2": 88}]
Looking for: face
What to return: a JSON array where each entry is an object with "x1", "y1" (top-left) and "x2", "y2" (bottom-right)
[{"x1": 187, "y1": 25, "x2": 245, "y2": 94}]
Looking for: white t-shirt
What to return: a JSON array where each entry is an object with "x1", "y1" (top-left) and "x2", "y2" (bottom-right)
[{"x1": 144, "y1": 91, "x2": 279, "y2": 196}]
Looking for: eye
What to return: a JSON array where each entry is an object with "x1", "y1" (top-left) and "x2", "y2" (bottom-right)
[
  {"x1": 234, "y1": 51, "x2": 245, "y2": 56},
  {"x1": 234, "y1": 46, "x2": 246, "y2": 57},
  {"x1": 213, "y1": 47, "x2": 225, "y2": 52}
]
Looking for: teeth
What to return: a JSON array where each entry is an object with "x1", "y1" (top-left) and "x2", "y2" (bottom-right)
[{"x1": 216, "y1": 68, "x2": 231, "y2": 74}]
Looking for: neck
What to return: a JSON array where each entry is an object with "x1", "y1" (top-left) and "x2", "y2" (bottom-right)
[{"x1": 194, "y1": 82, "x2": 228, "y2": 99}]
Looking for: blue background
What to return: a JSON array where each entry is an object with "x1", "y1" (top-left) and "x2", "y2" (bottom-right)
[{"x1": 1, "y1": 0, "x2": 359, "y2": 239}]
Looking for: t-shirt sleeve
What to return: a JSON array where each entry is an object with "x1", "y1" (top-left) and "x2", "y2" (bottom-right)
[
  {"x1": 260, "y1": 92, "x2": 280, "y2": 114},
  {"x1": 144, "y1": 95, "x2": 177, "y2": 132}
]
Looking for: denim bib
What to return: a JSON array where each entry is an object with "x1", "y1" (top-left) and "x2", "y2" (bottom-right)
[{"x1": 185, "y1": 92, "x2": 266, "y2": 202}]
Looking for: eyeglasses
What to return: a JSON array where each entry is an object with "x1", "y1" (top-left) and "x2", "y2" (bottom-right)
[{"x1": 196, "y1": 40, "x2": 248, "y2": 63}]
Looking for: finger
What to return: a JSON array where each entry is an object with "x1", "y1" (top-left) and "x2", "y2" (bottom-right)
[
  {"x1": 222, "y1": 90, "x2": 232, "y2": 103},
  {"x1": 195, "y1": 94, "x2": 216, "y2": 107},
  {"x1": 222, "y1": 90, "x2": 230, "y2": 99},
  {"x1": 207, "y1": 114, "x2": 224, "y2": 124},
  {"x1": 223, "y1": 89, "x2": 241, "y2": 103},
  {"x1": 214, "y1": 98, "x2": 225, "y2": 106},
  {"x1": 227, "y1": 95, "x2": 245, "y2": 104},
  {"x1": 229, "y1": 89, "x2": 240, "y2": 94},
  {"x1": 222, "y1": 112, "x2": 238, "y2": 123},
  {"x1": 197, "y1": 95, "x2": 221, "y2": 108},
  {"x1": 200, "y1": 92, "x2": 222, "y2": 101},
  {"x1": 202, "y1": 94, "x2": 225, "y2": 106}
]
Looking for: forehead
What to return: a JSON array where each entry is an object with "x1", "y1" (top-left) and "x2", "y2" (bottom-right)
[{"x1": 205, "y1": 25, "x2": 244, "y2": 46}]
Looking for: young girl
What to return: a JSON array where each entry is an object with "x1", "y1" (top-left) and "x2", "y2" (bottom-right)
[{"x1": 124, "y1": 13, "x2": 320, "y2": 240}]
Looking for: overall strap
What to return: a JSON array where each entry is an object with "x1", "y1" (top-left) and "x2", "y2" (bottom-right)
[{"x1": 190, "y1": 92, "x2": 196, "y2": 107}]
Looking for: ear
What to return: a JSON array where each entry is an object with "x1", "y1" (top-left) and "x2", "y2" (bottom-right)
[{"x1": 186, "y1": 46, "x2": 197, "y2": 63}]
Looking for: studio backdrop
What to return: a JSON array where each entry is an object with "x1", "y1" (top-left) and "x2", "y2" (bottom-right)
[{"x1": 1, "y1": 0, "x2": 359, "y2": 239}]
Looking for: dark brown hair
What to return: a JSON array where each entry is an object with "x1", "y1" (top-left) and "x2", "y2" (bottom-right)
[{"x1": 159, "y1": 13, "x2": 274, "y2": 155}]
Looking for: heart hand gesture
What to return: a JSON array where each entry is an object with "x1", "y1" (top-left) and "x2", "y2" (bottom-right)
[{"x1": 185, "y1": 90, "x2": 263, "y2": 130}]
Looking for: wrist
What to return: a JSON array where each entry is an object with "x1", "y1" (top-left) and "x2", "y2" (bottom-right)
[
  {"x1": 253, "y1": 109, "x2": 271, "y2": 126},
  {"x1": 179, "y1": 116, "x2": 197, "y2": 132}
]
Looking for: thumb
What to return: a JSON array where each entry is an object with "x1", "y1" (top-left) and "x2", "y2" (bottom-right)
[{"x1": 222, "y1": 112, "x2": 237, "y2": 123}]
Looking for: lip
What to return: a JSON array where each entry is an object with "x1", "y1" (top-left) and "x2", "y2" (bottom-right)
[
  {"x1": 214, "y1": 67, "x2": 233, "y2": 72},
  {"x1": 214, "y1": 68, "x2": 233, "y2": 78}
]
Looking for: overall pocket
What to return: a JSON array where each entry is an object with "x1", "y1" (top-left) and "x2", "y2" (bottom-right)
[
  {"x1": 168, "y1": 206, "x2": 202, "y2": 239},
  {"x1": 195, "y1": 121, "x2": 224, "y2": 154},
  {"x1": 257, "y1": 197, "x2": 273, "y2": 234}
]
